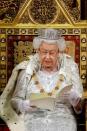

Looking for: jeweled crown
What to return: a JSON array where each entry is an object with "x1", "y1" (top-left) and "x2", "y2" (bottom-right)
[{"x1": 38, "y1": 29, "x2": 62, "y2": 40}]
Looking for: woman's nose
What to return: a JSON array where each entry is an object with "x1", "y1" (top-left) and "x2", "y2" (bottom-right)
[{"x1": 45, "y1": 52, "x2": 50, "y2": 58}]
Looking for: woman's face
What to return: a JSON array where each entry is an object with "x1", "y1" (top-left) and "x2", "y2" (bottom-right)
[{"x1": 38, "y1": 42, "x2": 59, "y2": 72}]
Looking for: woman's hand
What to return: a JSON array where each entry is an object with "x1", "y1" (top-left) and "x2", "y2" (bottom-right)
[
  {"x1": 68, "y1": 89, "x2": 82, "y2": 113},
  {"x1": 20, "y1": 100, "x2": 38, "y2": 113},
  {"x1": 68, "y1": 89, "x2": 81, "y2": 107}
]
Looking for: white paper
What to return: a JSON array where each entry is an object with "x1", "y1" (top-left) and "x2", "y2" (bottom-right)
[
  {"x1": 30, "y1": 85, "x2": 72, "y2": 111},
  {"x1": 31, "y1": 98, "x2": 55, "y2": 111},
  {"x1": 56, "y1": 84, "x2": 72, "y2": 98}
]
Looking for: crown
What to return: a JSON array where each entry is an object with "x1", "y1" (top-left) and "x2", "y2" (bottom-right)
[{"x1": 38, "y1": 29, "x2": 62, "y2": 40}]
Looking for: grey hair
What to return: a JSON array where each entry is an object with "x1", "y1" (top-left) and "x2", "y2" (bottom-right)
[{"x1": 33, "y1": 36, "x2": 66, "y2": 52}]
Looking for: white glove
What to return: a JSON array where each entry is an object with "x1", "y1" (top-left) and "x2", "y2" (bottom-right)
[
  {"x1": 20, "y1": 100, "x2": 37, "y2": 113},
  {"x1": 68, "y1": 89, "x2": 81, "y2": 107}
]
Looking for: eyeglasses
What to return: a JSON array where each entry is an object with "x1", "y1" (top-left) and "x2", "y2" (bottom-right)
[{"x1": 39, "y1": 49, "x2": 58, "y2": 56}]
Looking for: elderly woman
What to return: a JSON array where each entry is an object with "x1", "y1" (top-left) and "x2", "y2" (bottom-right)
[{"x1": 0, "y1": 29, "x2": 83, "y2": 131}]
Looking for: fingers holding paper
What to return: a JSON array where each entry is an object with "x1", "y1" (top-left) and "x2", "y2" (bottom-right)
[
  {"x1": 68, "y1": 89, "x2": 81, "y2": 107},
  {"x1": 20, "y1": 100, "x2": 38, "y2": 113},
  {"x1": 57, "y1": 85, "x2": 81, "y2": 107}
]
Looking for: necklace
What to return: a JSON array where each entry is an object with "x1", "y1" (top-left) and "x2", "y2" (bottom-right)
[{"x1": 31, "y1": 73, "x2": 65, "y2": 97}]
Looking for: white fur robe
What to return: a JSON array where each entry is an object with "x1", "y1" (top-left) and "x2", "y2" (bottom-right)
[{"x1": 0, "y1": 54, "x2": 83, "y2": 131}]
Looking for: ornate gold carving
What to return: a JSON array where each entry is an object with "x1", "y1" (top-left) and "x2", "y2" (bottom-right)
[
  {"x1": 19, "y1": 10, "x2": 32, "y2": 24},
  {"x1": 0, "y1": 0, "x2": 20, "y2": 23},
  {"x1": 14, "y1": 41, "x2": 33, "y2": 65},
  {"x1": 28, "y1": 0, "x2": 58, "y2": 24},
  {"x1": 80, "y1": 34, "x2": 87, "y2": 88},
  {"x1": 54, "y1": 12, "x2": 68, "y2": 24},
  {"x1": 19, "y1": 4, "x2": 68, "y2": 24},
  {"x1": 61, "y1": 0, "x2": 80, "y2": 22}
]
